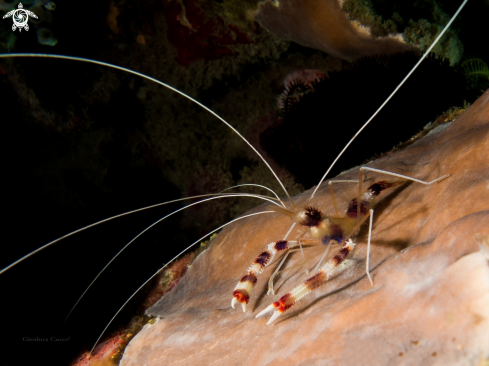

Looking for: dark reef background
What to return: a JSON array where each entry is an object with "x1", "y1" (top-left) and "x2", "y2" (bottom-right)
[{"x1": 0, "y1": 0, "x2": 488, "y2": 365}]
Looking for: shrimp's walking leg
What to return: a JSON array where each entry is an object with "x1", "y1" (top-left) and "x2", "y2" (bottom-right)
[
  {"x1": 344, "y1": 207, "x2": 375, "y2": 286},
  {"x1": 267, "y1": 239, "x2": 320, "y2": 295},
  {"x1": 256, "y1": 239, "x2": 356, "y2": 324},
  {"x1": 267, "y1": 247, "x2": 302, "y2": 296},
  {"x1": 366, "y1": 209, "x2": 374, "y2": 287},
  {"x1": 355, "y1": 166, "x2": 450, "y2": 285},
  {"x1": 312, "y1": 241, "x2": 332, "y2": 274}
]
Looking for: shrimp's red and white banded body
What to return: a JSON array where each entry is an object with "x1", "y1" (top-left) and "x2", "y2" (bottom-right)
[{"x1": 232, "y1": 167, "x2": 450, "y2": 324}]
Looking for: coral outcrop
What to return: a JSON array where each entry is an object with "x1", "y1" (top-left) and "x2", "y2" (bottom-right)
[
  {"x1": 342, "y1": 0, "x2": 464, "y2": 65},
  {"x1": 255, "y1": 0, "x2": 464, "y2": 65},
  {"x1": 120, "y1": 89, "x2": 489, "y2": 365},
  {"x1": 255, "y1": 0, "x2": 412, "y2": 61}
]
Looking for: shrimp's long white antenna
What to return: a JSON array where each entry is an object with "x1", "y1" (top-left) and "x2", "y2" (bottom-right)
[
  {"x1": 64, "y1": 193, "x2": 282, "y2": 322},
  {"x1": 0, "y1": 192, "x2": 282, "y2": 275},
  {"x1": 89, "y1": 210, "x2": 273, "y2": 355},
  {"x1": 310, "y1": 0, "x2": 469, "y2": 199},
  {"x1": 220, "y1": 184, "x2": 284, "y2": 204},
  {"x1": 0, "y1": 53, "x2": 295, "y2": 207}
]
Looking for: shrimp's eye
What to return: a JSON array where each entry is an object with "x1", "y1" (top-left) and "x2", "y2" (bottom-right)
[{"x1": 301, "y1": 206, "x2": 322, "y2": 227}]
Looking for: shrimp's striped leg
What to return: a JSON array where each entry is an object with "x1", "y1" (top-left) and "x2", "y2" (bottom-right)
[
  {"x1": 231, "y1": 240, "x2": 292, "y2": 312},
  {"x1": 256, "y1": 239, "x2": 356, "y2": 324}
]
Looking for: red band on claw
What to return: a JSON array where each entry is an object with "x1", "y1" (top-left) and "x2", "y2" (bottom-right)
[{"x1": 233, "y1": 289, "x2": 250, "y2": 304}]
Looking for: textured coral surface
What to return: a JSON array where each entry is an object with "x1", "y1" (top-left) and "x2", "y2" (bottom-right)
[
  {"x1": 120, "y1": 90, "x2": 489, "y2": 365},
  {"x1": 255, "y1": 0, "x2": 411, "y2": 61}
]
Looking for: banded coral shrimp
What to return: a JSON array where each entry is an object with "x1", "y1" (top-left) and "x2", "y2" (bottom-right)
[{"x1": 0, "y1": 0, "x2": 480, "y2": 364}]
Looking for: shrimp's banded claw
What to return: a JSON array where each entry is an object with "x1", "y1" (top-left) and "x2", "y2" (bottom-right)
[
  {"x1": 256, "y1": 239, "x2": 356, "y2": 325},
  {"x1": 255, "y1": 293, "x2": 294, "y2": 325},
  {"x1": 231, "y1": 240, "x2": 292, "y2": 312}
]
